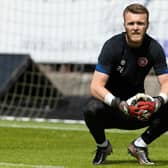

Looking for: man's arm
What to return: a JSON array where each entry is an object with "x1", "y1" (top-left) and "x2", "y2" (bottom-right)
[
  {"x1": 138, "y1": 73, "x2": 168, "y2": 114},
  {"x1": 157, "y1": 73, "x2": 168, "y2": 102},
  {"x1": 158, "y1": 73, "x2": 168, "y2": 94},
  {"x1": 90, "y1": 70, "x2": 110, "y2": 102}
]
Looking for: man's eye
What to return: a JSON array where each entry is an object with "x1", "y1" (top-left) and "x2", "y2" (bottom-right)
[
  {"x1": 137, "y1": 22, "x2": 145, "y2": 25},
  {"x1": 128, "y1": 22, "x2": 134, "y2": 25},
  {"x1": 127, "y1": 22, "x2": 145, "y2": 26}
]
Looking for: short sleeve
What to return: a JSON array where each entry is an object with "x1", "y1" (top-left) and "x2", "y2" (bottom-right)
[
  {"x1": 151, "y1": 41, "x2": 168, "y2": 75},
  {"x1": 96, "y1": 39, "x2": 116, "y2": 75}
]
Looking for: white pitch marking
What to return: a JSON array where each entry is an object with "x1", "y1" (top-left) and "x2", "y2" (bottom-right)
[{"x1": 0, "y1": 162, "x2": 64, "y2": 168}]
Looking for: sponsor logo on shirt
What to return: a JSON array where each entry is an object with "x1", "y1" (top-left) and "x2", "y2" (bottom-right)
[{"x1": 116, "y1": 59, "x2": 126, "y2": 73}]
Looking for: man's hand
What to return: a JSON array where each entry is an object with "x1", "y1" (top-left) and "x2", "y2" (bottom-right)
[
  {"x1": 111, "y1": 93, "x2": 165, "y2": 121},
  {"x1": 110, "y1": 98, "x2": 130, "y2": 115},
  {"x1": 126, "y1": 93, "x2": 154, "y2": 105},
  {"x1": 129, "y1": 104, "x2": 150, "y2": 121},
  {"x1": 111, "y1": 98, "x2": 142, "y2": 118},
  {"x1": 137, "y1": 96, "x2": 164, "y2": 113},
  {"x1": 119, "y1": 93, "x2": 155, "y2": 121},
  {"x1": 118, "y1": 100, "x2": 150, "y2": 121},
  {"x1": 110, "y1": 93, "x2": 150, "y2": 115}
]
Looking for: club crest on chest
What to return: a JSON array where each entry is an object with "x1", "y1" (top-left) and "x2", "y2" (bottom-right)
[{"x1": 137, "y1": 57, "x2": 148, "y2": 67}]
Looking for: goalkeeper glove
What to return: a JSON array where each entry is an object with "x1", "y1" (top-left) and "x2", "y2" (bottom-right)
[
  {"x1": 118, "y1": 101, "x2": 149, "y2": 120},
  {"x1": 137, "y1": 96, "x2": 165, "y2": 113},
  {"x1": 128, "y1": 105, "x2": 150, "y2": 121},
  {"x1": 110, "y1": 93, "x2": 152, "y2": 117},
  {"x1": 109, "y1": 97, "x2": 130, "y2": 115},
  {"x1": 114, "y1": 99, "x2": 143, "y2": 118},
  {"x1": 122, "y1": 93, "x2": 154, "y2": 120},
  {"x1": 131, "y1": 95, "x2": 166, "y2": 121},
  {"x1": 153, "y1": 96, "x2": 165, "y2": 112},
  {"x1": 103, "y1": 93, "x2": 128, "y2": 113}
]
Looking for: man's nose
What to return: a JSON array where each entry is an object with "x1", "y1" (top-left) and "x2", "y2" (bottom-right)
[{"x1": 133, "y1": 23, "x2": 139, "y2": 29}]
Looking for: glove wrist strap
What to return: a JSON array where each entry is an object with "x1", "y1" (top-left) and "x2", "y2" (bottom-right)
[
  {"x1": 159, "y1": 92, "x2": 168, "y2": 104},
  {"x1": 156, "y1": 96, "x2": 165, "y2": 107},
  {"x1": 104, "y1": 93, "x2": 115, "y2": 106}
]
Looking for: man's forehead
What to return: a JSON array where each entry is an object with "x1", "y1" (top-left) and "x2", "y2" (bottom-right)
[{"x1": 124, "y1": 12, "x2": 148, "y2": 20}]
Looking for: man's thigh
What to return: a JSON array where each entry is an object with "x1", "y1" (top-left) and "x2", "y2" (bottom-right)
[
  {"x1": 84, "y1": 97, "x2": 149, "y2": 130},
  {"x1": 96, "y1": 103, "x2": 149, "y2": 130}
]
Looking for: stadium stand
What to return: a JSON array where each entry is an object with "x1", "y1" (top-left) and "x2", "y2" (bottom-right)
[{"x1": 0, "y1": 0, "x2": 167, "y2": 121}]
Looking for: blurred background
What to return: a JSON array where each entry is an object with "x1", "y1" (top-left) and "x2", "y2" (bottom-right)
[{"x1": 0, "y1": 0, "x2": 166, "y2": 121}]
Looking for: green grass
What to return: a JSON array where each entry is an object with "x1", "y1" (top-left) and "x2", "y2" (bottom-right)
[{"x1": 0, "y1": 120, "x2": 168, "y2": 168}]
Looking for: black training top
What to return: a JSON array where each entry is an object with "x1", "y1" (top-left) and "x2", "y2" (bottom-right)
[{"x1": 96, "y1": 32, "x2": 168, "y2": 100}]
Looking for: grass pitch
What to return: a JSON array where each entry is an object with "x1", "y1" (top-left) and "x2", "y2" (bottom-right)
[{"x1": 0, "y1": 120, "x2": 168, "y2": 168}]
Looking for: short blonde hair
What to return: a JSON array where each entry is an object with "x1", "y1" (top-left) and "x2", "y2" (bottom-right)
[{"x1": 123, "y1": 3, "x2": 149, "y2": 23}]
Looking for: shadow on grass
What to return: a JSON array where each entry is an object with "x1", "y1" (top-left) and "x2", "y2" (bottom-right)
[{"x1": 104, "y1": 160, "x2": 168, "y2": 166}]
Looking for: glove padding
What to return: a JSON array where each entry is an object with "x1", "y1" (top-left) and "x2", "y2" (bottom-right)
[
  {"x1": 128, "y1": 104, "x2": 150, "y2": 121},
  {"x1": 112, "y1": 93, "x2": 164, "y2": 121},
  {"x1": 127, "y1": 93, "x2": 154, "y2": 105},
  {"x1": 120, "y1": 93, "x2": 155, "y2": 121},
  {"x1": 136, "y1": 96, "x2": 164, "y2": 113}
]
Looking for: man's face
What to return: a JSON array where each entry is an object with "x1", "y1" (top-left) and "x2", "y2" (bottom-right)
[{"x1": 124, "y1": 12, "x2": 149, "y2": 47}]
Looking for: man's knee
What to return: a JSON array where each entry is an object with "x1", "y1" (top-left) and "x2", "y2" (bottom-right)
[{"x1": 83, "y1": 98, "x2": 104, "y2": 119}]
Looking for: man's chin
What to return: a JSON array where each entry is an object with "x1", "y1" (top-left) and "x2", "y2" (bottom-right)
[
  {"x1": 128, "y1": 39, "x2": 143, "y2": 47},
  {"x1": 131, "y1": 37, "x2": 142, "y2": 43},
  {"x1": 126, "y1": 35, "x2": 143, "y2": 46},
  {"x1": 130, "y1": 37, "x2": 143, "y2": 43}
]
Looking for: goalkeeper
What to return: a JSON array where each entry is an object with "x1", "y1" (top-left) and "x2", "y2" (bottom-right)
[{"x1": 84, "y1": 3, "x2": 168, "y2": 166}]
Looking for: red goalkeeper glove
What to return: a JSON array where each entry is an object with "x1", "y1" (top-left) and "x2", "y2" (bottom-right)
[
  {"x1": 137, "y1": 96, "x2": 165, "y2": 113},
  {"x1": 128, "y1": 105, "x2": 150, "y2": 120},
  {"x1": 120, "y1": 93, "x2": 155, "y2": 120},
  {"x1": 111, "y1": 93, "x2": 165, "y2": 121}
]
